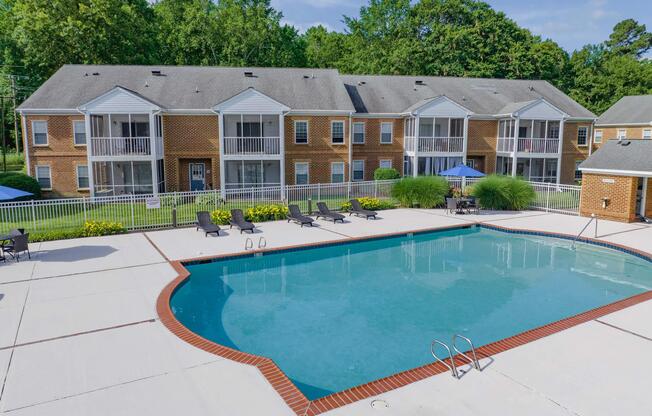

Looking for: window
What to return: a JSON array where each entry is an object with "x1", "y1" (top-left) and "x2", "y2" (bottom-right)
[
  {"x1": 577, "y1": 127, "x2": 588, "y2": 146},
  {"x1": 352, "y1": 160, "x2": 364, "y2": 181},
  {"x1": 379, "y1": 159, "x2": 392, "y2": 169},
  {"x1": 77, "y1": 165, "x2": 89, "y2": 189},
  {"x1": 617, "y1": 129, "x2": 626, "y2": 140},
  {"x1": 594, "y1": 130, "x2": 603, "y2": 143},
  {"x1": 36, "y1": 166, "x2": 51, "y2": 189},
  {"x1": 643, "y1": 129, "x2": 651, "y2": 140},
  {"x1": 352, "y1": 122, "x2": 365, "y2": 144},
  {"x1": 236, "y1": 122, "x2": 262, "y2": 137},
  {"x1": 294, "y1": 121, "x2": 308, "y2": 144},
  {"x1": 466, "y1": 159, "x2": 475, "y2": 169},
  {"x1": 73, "y1": 120, "x2": 86, "y2": 145},
  {"x1": 32, "y1": 121, "x2": 48, "y2": 145},
  {"x1": 380, "y1": 122, "x2": 393, "y2": 144},
  {"x1": 331, "y1": 121, "x2": 344, "y2": 144},
  {"x1": 331, "y1": 162, "x2": 345, "y2": 183},
  {"x1": 295, "y1": 162, "x2": 309, "y2": 185},
  {"x1": 574, "y1": 160, "x2": 583, "y2": 181}
]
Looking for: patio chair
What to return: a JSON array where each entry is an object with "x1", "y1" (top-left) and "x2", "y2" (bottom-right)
[
  {"x1": 465, "y1": 196, "x2": 479, "y2": 214},
  {"x1": 196, "y1": 211, "x2": 221, "y2": 237},
  {"x1": 287, "y1": 205, "x2": 314, "y2": 227},
  {"x1": 348, "y1": 199, "x2": 377, "y2": 220},
  {"x1": 229, "y1": 209, "x2": 256, "y2": 234},
  {"x1": 446, "y1": 198, "x2": 458, "y2": 214},
  {"x1": 316, "y1": 202, "x2": 345, "y2": 223},
  {"x1": 2, "y1": 233, "x2": 30, "y2": 262}
]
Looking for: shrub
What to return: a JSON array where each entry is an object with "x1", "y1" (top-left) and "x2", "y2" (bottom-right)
[
  {"x1": 83, "y1": 220, "x2": 127, "y2": 237},
  {"x1": 391, "y1": 176, "x2": 448, "y2": 208},
  {"x1": 0, "y1": 171, "x2": 41, "y2": 199},
  {"x1": 470, "y1": 175, "x2": 536, "y2": 210},
  {"x1": 195, "y1": 194, "x2": 218, "y2": 208},
  {"x1": 374, "y1": 167, "x2": 400, "y2": 180},
  {"x1": 210, "y1": 209, "x2": 231, "y2": 225},
  {"x1": 245, "y1": 204, "x2": 289, "y2": 222},
  {"x1": 31, "y1": 229, "x2": 86, "y2": 242},
  {"x1": 341, "y1": 197, "x2": 395, "y2": 211}
]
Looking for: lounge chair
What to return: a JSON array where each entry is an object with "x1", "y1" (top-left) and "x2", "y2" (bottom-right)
[
  {"x1": 230, "y1": 209, "x2": 256, "y2": 233},
  {"x1": 196, "y1": 211, "x2": 221, "y2": 236},
  {"x1": 287, "y1": 205, "x2": 314, "y2": 227},
  {"x1": 316, "y1": 202, "x2": 345, "y2": 223},
  {"x1": 348, "y1": 199, "x2": 377, "y2": 220},
  {"x1": 2, "y1": 233, "x2": 30, "y2": 262},
  {"x1": 446, "y1": 197, "x2": 458, "y2": 214}
]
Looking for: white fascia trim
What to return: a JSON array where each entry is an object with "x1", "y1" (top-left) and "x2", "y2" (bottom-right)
[
  {"x1": 349, "y1": 113, "x2": 404, "y2": 119},
  {"x1": 579, "y1": 167, "x2": 652, "y2": 177},
  {"x1": 595, "y1": 122, "x2": 652, "y2": 127},
  {"x1": 213, "y1": 87, "x2": 290, "y2": 112},
  {"x1": 18, "y1": 109, "x2": 82, "y2": 115},
  {"x1": 287, "y1": 110, "x2": 353, "y2": 116},
  {"x1": 163, "y1": 109, "x2": 216, "y2": 115},
  {"x1": 513, "y1": 97, "x2": 568, "y2": 119},
  {"x1": 411, "y1": 95, "x2": 474, "y2": 116},
  {"x1": 78, "y1": 86, "x2": 162, "y2": 112}
]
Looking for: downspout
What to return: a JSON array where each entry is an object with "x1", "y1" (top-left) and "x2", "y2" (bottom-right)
[
  {"x1": 211, "y1": 109, "x2": 226, "y2": 199},
  {"x1": 20, "y1": 112, "x2": 30, "y2": 176},
  {"x1": 588, "y1": 118, "x2": 596, "y2": 156},
  {"x1": 348, "y1": 112, "x2": 353, "y2": 183}
]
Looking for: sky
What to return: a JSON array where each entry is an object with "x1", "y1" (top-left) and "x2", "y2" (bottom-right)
[{"x1": 272, "y1": 0, "x2": 652, "y2": 53}]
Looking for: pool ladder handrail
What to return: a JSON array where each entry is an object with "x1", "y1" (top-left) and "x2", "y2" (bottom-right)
[
  {"x1": 244, "y1": 238, "x2": 254, "y2": 250},
  {"x1": 571, "y1": 214, "x2": 597, "y2": 249},
  {"x1": 430, "y1": 340, "x2": 459, "y2": 378},
  {"x1": 258, "y1": 236, "x2": 267, "y2": 249},
  {"x1": 452, "y1": 334, "x2": 481, "y2": 371}
]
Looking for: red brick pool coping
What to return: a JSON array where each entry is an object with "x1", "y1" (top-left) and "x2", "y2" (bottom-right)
[{"x1": 156, "y1": 222, "x2": 652, "y2": 416}]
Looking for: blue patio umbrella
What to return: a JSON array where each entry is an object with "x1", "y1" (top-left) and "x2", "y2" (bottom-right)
[
  {"x1": 438, "y1": 164, "x2": 485, "y2": 177},
  {"x1": 0, "y1": 185, "x2": 33, "y2": 201}
]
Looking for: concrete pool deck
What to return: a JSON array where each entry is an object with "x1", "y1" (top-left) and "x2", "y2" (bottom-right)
[{"x1": 0, "y1": 209, "x2": 650, "y2": 415}]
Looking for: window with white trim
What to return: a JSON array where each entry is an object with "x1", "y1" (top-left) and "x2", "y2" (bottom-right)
[
  {"x1": 574, "y1": 160, "x2": 583, "y2": 181},
  {"x1": 331, "y1": 121, "x2": 344, "y2": 144},
  {"x1": 76, "y1": 165, "x2": 89, "y2": 189},
  {"x1": 353, "y1": 122, "x2": 365, "y2": 144},
  {"x1": 331, "y1": 161, "x2": 345, "y2": 183},
  {"x1": 294, "y1": 162, "x2": 309, "y2": 185},
  {"x1": 36, "y1": 165, "x2": 51, "y2": 189},
  {"x1": 617, "y1": 129, "x2": 626, "y2": 139},
  {"x1": 576, "y1": 127, "x2": 588, "y2": 146},
  {"x1": 73, "y1": 120, "x2": 86, "y2": 145},
  {"x1": 352, "y1": 160, "x2": 364, "y2": 181},
  {"x1": 294, "y1": 121, "x2": 308, "y2": 144},
  {"x1": 643, "y1": 129, "x2": 651, "y2": 139},
  {"x1": 379, "y1": 159, "x2": 392, "y2": 169},
  {"x1": 380, "y1": 122, "x2": 393, "y2": 144},
  {"x1": 32, "y1": 121, "x2": 48, "y2": 145},
  {"x1": 594, "y1": 130, "x2": 603, "y2": 143}
]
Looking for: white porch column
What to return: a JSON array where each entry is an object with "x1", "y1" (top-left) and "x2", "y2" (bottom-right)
[
  {"x1": 218, "y1": 112, "x2": 226, "y2": 199},
  {"x1": 462, "y1": 115, "x2": 469, "y2": 165},
  {"x1": 279, "y1": 112, "x2": 286, "y2": 200},
  {"x1": 84, "y1": 113, "x2": 95, "y2": 197},
  {"x1": 556, "y1": 118, "x2": 565, "y2": 184},
  {"x1": 511, "y1": 117, "x2": 519, "y2": 177},
  {"x1": 149, "y1": 112, "x2": 158, "y2": 195},
  {"x1": 413, "y1": 115, "x2": 420, "y2": 177}
]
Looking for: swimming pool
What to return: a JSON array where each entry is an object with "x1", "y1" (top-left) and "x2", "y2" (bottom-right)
[{"x1": 169, "y1": 226, "x2": 651, "y2": 400}]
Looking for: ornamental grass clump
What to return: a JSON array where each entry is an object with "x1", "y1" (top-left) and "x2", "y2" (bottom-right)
[
  {"x1": 470, "y1": 175, "x2": 535, "y2": 210},
  {"x1": 391, "y1": 176, "x2": 448, "y2": 208}
]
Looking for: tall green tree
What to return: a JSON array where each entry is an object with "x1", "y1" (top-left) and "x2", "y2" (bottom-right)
[{"x1": 304, "y1": 25, "x2": 346, "y2": 69}]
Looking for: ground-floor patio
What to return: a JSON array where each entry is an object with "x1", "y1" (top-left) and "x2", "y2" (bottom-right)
[{"x1": 0, "y1": 209, "x2": 650, "y2": 415}]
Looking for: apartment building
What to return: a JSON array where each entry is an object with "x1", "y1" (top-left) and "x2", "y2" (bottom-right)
[
  {"x1": 593, "y1": 95, "x2": 652, "y2": 147},
  {"x1": 17, "y1": 65, "x2": 596, "y2": 197}
]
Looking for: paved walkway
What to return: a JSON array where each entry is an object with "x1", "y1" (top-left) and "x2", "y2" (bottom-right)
[{"x1": 0, "y1": 209, "x2": 650, "y2": 415}]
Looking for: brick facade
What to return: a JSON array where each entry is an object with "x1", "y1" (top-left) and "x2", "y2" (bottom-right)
[
  {"x1": 23, "y1": 115, "x2": 88, "y2": 197},
  {"x1": 579, "y1": 173, "x2": 639, "y2": 222},
  {"x1": 351, "y1": 118, "x2": 405, "y2": 181},
  {"x1": 467, "y1": 119, "x2": 498, "y2": 174},
  {"x1": 561, "y1": 122, "x2": 592, "y2": 184},
  {"x1": 593, "y1": 126, "x2": 650, "y2": 150}
]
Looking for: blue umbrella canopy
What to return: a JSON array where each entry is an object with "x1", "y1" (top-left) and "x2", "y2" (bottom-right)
[
  {"x1": 438, "y1": 164, "x2": 486, "y2": 177},
  {"x1": 0, "y1": 185, "x2": 33, "y2": 201}
]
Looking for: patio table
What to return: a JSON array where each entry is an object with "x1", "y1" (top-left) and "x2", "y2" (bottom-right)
[
  {"x1": 455, "y1": 198, "x2": 472, "y2": 214},
  {"x1": 0, "y1": 234, "x2": 12, "y2": 262}
]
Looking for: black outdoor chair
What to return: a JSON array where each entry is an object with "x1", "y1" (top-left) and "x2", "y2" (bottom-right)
[
  {"x1": 196, "y1": 211, "x2": 221, "y2": 237},
  {"x1": 3, "y1": 233, "x2": 30, "y2": 262},
  {"x1": 348, "y1": 199, "x2": 377, "y2": 220},
  {"x1": 230, "y1": 209, "x2": 256, "y2": 234},
  {"x1": 465, "y1": 196, "x2": 479, "y2": 214},
  {"x1": 315, "y1": 202, "x2": 345, "y2": 223},
  {"x1": 287, "y1": 205, "x2": 314, "y2": 227},
  {"x1": 446, "y1": 198, "x2": 458, "y2": 214}
]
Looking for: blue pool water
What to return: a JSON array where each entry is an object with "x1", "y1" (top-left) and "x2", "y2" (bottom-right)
[{"x1": 170, "y1": 226, "x2": 651, "y2": 399}]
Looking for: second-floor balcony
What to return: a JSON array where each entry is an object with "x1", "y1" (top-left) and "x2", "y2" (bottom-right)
[
  {"x1": 223, "y1": 136, "x2": 281, "y2": 155},
  {"x1": 91, "y1": 136, "x2": 163, "y2": 157},
  {"x1": 88, "y1": 113, "x2": 163, "y2": 158},
  {"x1": 405, "y1": 136, "x2": 464, "y2": 153},
  {"x1": 497, "y1": 138, "x2": 560, "y2": 154}
]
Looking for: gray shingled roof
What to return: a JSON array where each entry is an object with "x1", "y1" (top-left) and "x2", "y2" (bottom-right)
[
  {"x1": 580, "y1": 140, "x2": 652, "y2": 173},
  {"x1": 18, "y1": 65, "x2": 355, "y2": 111},
  {"x1": 340, "y1": 75, "x2": 595, "y2": 118},
  {"x1": 596, "y1": 95, "x2": 652, "y2": 125}
]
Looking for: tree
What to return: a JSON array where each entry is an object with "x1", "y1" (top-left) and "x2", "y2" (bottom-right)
[
  {"x1": 605, "y1": 18, "x2": 652, "y2": 58},
  {"x1": 304, "y1": 25, "x2": 346, "y2": 69}
]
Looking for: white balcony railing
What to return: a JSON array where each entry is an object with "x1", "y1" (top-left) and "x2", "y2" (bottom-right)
[
  {"x1": 224, "y1": 136, "x2": 281, "y2": 155},
  {"x1": 417, "y1": 136, "x2": 464, "y2": 153},
  {"x1": 90, "y1": 137, "x2": 162, "y2": 157},
  {"x1": 517, "y1": 138, "x2": 559, "y2": 154}
]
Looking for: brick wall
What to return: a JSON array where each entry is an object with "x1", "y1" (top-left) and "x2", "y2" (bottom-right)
[
  {"x1": 467, "y1": 120, "x2": 498, "y2": 174},
  {"x1": 646, "y1": 178, "x2": 652, "y2": 218},
  {"x1": 561, "y1": 122, "x2": 592, "y2": 184},
  {"x1": 593, "y1": 126, "x2": 649, "y2": 149},
  {"x1": 351, "y1": 118, "x2": 404, "y2": 181},
  {"x1": 579, "y1": 173, "x2": 639, "y2": 222},
  {"x1": 23, "y1": 115, "x2": 89, "y2": 197},
  {"x1": 162, "y1": 115, "x2": 220, "y2": 191}
]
